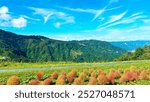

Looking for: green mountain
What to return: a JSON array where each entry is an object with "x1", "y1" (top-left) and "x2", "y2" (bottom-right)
[
  {"x1": 116, "y1": 45, "x2": 150, "y2": 61},
  {"x1": 0, "y1": 29, "x2": 126, "y2": 62}
]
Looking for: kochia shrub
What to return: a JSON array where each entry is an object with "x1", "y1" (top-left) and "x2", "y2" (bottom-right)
[
  {"x1": 43, "y1": 78, "x2": 52, "y2": 85},
  {"x1": 88, "y1": 77, "x2": 97, "y2": 85},
  {"x1": 74, "y1": 78, "x2": 83, "y2": 85},
  {"x1": 97, "y1": 72, "x2": 109, "y2": 85},
  {"x1": 29, "y1": 80, "x2": 40, "y2": 85},
  {"x1": 7, "y1": 76, "x2": 20, "y2": 85},
  {"x1": 56, "y1": 75, "x2": 66, "y2": 85},
  {"x1": 51, "y1": 71, "x2": 58, "y2": 79},
  {"x1": 36, "y1": 71, "x2": 44, "y2": 80}
]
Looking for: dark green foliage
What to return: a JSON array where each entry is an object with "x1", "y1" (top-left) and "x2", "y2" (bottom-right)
[
  {"x1": 0, "y1": 29, "x2": 126, "y2": 62},
  {"x1": 117, "y1": 45, "x2": 150, "y2": 61}
]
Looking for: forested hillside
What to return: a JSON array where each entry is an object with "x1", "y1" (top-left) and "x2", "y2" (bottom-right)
[
  {"x1": 0, "y1": 29, "x2": 126, "y2": 62},
  {"x1": 116, "y1": 45, "x2": 150, "y2": 61}
]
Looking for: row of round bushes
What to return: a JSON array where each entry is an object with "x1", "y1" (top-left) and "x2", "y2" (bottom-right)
[{"x1": 0, "y1": 66, "x2": 150, "y2": 85}]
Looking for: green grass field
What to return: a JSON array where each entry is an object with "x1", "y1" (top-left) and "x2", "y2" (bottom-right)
[{"x1": 0, "y1": 60, "x2": 150, "y2": 85}]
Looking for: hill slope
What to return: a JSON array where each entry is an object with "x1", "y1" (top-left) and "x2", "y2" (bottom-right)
[
  {"x1": 111, "y1": 41, "x2": 150, "y2": 51},
  {"x1": 116, "y1": 45, "x2": 150, "y2": 61},
  {"x1": 0, "y1": 29, "x2": 126, "y2": 62}
]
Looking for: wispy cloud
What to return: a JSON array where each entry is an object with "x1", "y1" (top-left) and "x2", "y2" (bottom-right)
[
  {"x1": 142, "y1": 19, "x2": 150, "y2": 24},
  {"x1": 59, "y1": 6, "x2": 121, "y2": 14},
  {"x1": 127, "y1": 24, "x2": 150, "y2": 33},
  {"x1": 22, "y1": 15, "x2": 41, "y2": 21},
  {"x1": 99, "y1": 10, "x2": 128, "y2": 27},
  {"x1": 58, "y1": 7, "x2": 97, "y2": 14},
  {"x1": 28, "y1": 7, "x2": 75, "y2": 28},
  {"x1": 54, "y1": 22, "x2": 61, "y2": 28},
  {"x1": 51, "y1": 27, "x2": 150, "y2": 41},
  {"x1": 97, "y1": 12, "x2": 147, "y2": 31},
  {"x1": 92, "y1": 0, "x2": 120, "y2": 21},
  {"x1": 130, "y1": 12, "x2": 143, "y2": 17}
]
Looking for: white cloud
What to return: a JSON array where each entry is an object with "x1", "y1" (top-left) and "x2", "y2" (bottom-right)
[
  {"x1": 22, "y1": 15, "x2": 40, "y2": 21},
  {"x1": 0, "y1": 6, "x2": 8, "y2": 14},
  {"x1": 54, "y1": 22, "x2": 61, "y2": 28},
  {"x1": 0, "y1": 6, "x2": 27, "y2": 28},
  {"x1": 44, "y1": 13, "x2": 53, "y2": 23},
  {"x1": 92, "y1": 0, "x2": 119, "y2": 21},
  {"x1": 130, "y1": 12, "x2": 143, "y2": 17},
  {"x1": 0, "y1": 21, "x2": 10, "y2": 27},
  {"x1": 59, "y1": 6, "x2": 121, "y2": 15},
  {"x1": 28, "y1": 7, "x2": 75, "y2": 27},
  {"x1": 0, "y1": 6, "x2": 11, "y2": 21},
  {"x1": 99, "y1": 10, "x2": 128, "y2": 27},
  {"x1": 127, "y1": 25, "x2": 150, "y2": 33},
  {"x1": 69, "y1": 27, "x2": 150, "y2": 41},
  {"x1": 109, "y1": 11, "x2": 127, "y2": 22},
  {"x1": 142, "y1": 19, "x2": 150, "y2": 24},
  {"x1": 11, "y1": 17, "x2": 27, "y2": 28},
  {"x1": 0, "y1": 6, "x2": 12, "y2": 27},
  {"x1": 0, "y1": 13, "x2": 11, "y2": 21},
  {"x1": 58, "y1": 6, "x2": 121, "y2": 23},
  {"x1": 58, "y1": 7, "x2": 97, "y2": 14},
  {"x1": 97, "y1": 12, "x2": 146, "y2": 31}
]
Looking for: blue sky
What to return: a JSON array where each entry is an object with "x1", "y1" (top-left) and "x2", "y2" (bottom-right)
[{"x1": 0, "y1": 0, "x2": 150, "y2": 41}]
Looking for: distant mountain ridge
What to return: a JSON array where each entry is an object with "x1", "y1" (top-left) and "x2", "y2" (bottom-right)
[
  {"x1": 111, "y1": 41, "x2": 150, "y2": 51},
  {"x1": 0, "y1": 29, "x2": 126, "y2": 62}
]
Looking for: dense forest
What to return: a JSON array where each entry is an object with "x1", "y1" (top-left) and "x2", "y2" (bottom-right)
[
  {"x1": 116, "y1": 45, "x2": 150, "y2": 61},
  {"x1": 0, "y1": 29, "x2": 126, "y2": 62}
]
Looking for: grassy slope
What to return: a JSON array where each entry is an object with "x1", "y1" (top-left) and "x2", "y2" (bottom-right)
[{"x1": 0, "y1": 60, "x2": 150, "y2": 70}]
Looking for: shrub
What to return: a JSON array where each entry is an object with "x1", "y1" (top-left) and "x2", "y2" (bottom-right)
[
  {"x1": 91, "y1": 71, "x2": 97, "y2": 78},
  {"x1": 51, "y1": 71, "x2": 58, "y2": 79},
  {"x1": 107, "y1": 74, "x2": 115, "y2": 84},
  {"x1": 131, "y1": 70, "x2": 139, "y2": 81},
  {"x1": 125, "y1": 70, "x2": 138, "y2": 81},
  {"x1": 56, "y1": 75, "x2": 66, "y2": 85},
  {"x1": 74, "y1": 78, "x2": 83, "y2": 85},
  {"x1": 97, "y1": 73, "x2": 109, "y2": 85},
  {"x1": 88, "y1": 77, "x2": 97, "y2": 85},
  {"x1": 71, "y1": 69, "x2": 77, "y2": 77},
  {"x1": 124, "y1": 69, "x2": 130, "y2": 74},
  {"x1": 120, "y1": 75, "x2": 127, "y2": 83},
  {"x1": 67, "y1": 73, "x2": 74, "y2": 83},
  {"x1": 89, "y1": 68, "x2": 94, "y2": 74},
  {"x1": 79, "y1": 72, "x2": 86, "y2": 81},
  {"x1": 36, "y1": 71, "x2": 44, "y2": 80},
  {"x1": 126, "y1": 71, "x2": 134, "y2": 81},
  {"x1": 83, "y1": 69, "x2": 88, "y2": 75},
  {"x1": 140, "y1": 70, "x2": 148, "y2": 80},
  {"x1": 114, "y1": 70, "x2": 121, "y2": 78},
  {"x1": 7, "y1": 76, "x2": 20, "y2": 85},
  {"x1": 61, "y1": 71, "x2": 67, "y2": 76},
  {"x1": 43, "y1": 78, "x2": 52, "y2": 85},
  {"x1": 98, "y1": 69, "x2": 103, "y2": 75},
  {"x1": 67, "y1": 69, "x2": 77, "y2": 83},
  {"x1": 29, "y1": 80, "x2": 39, "y2": 85}
]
